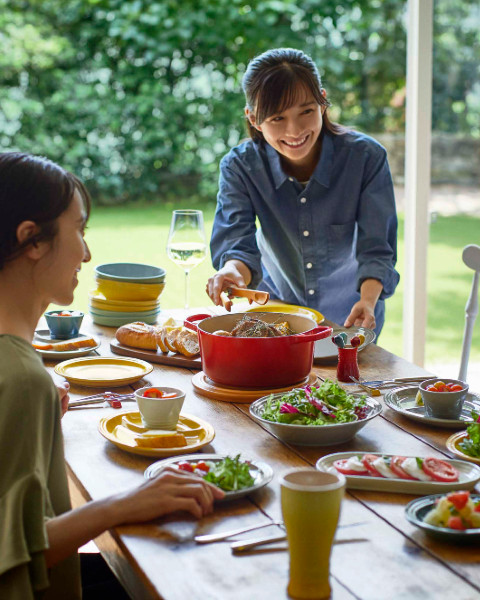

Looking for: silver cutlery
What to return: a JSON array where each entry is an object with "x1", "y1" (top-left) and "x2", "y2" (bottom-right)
[
  {"x1": 349, "y1": 376, "x2": 381, "y2": 396},
  {"x1": 194, "y1": 520, "x2": 283, "y2": 544},
  {"x1": 230, "y1": 535, "x2": 368, "y2": 553},
  {"x1": 68, "y1": 391, "x2": 136, "y2": 409},
  {"x1": 358, "y1": 376, "x2": 433, "y2": 389}
]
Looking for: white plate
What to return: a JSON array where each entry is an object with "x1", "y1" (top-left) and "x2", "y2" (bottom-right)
[
  {"x1": 35, "y1": 343, "x2": 100, "y2": 360},
  {"x1": 316, "y1": 451, "x2": 480, "y2": 494},
  {"x1": 384, "y1": 386, "x2": 480, "y2": 429},
  {"x1": 144, "y1": 453, "x2": 273, "y2": 501},
  {"x1": 314, "y1": 326, "x2": 375, "y2": 361}
]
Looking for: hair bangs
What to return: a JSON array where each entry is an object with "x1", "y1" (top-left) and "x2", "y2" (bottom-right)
[{"x1": 255, "y1": 65, "x2": 326, "y2": 125}]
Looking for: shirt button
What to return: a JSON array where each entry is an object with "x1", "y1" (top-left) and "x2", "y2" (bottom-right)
[
  {"x1": 308, "y1": 289, "x2": 315, "y2": 295},
  {"x1": 306, "y1": 262, "x2": 313, "y2": 269},
  {"x1": 303, "y1": 230, "x2": 309, "y2": 237},
  {"x1": 288, "y1": 177, "x2": 294, "y2": 182},
  {"x1": 300, "y1": 197, "x2": 307, "y2": 204}
]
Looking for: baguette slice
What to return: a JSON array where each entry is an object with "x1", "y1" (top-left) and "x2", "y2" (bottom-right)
[
  {"x1": 164, "y1": 326, "x2": 182, "y2": 353},
  {"x1": 175, "y1": 329, "x2": 200, "y2": 358}
]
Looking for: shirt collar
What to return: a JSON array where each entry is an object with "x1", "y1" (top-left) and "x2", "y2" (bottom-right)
[{"x1": 265, "y1": 131, "x2": 334, "y2": 190}]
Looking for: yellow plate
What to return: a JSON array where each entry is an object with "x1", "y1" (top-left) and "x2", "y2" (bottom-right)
[
  {"x1": 246, "y1": 302, "x2": 324, "y2": 324},
  {"x1": 98, "y1": 411, "x2": 215, "y2": 457},
  {"x1": 54, "y1": 356, "x2": 153, "y2": 387},
  {"x1": 446, "y1": 431, "x2": 480, "y2": 465},
  {"x1": 89, "y1": 291, "x2": 160, "y2": 310}
]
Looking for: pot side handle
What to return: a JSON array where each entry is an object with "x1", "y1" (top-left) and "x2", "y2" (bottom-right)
[
  {"x1": 291, "y1": 325, "x2": 333, "y2": 344},
  {"x1": 184, "y1": 314, "x2": 211, "y2": 333}
]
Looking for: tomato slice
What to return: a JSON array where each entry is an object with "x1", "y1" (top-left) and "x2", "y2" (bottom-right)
[
  {"x1": 361, "y1": 454, "x2": 384, "y2": 477},
  {"x1": 422, "y1": 457, "x2": 459, "y2": 482},
  {"x1": 390, "y1": 456, "x2": 416, "y2": 480},
  {"x1": 447, "y1": 491, "x2": 470, "y2": 510},
  {"x1": 333, "y1": 458, "x2": 369, "y2": 476},
  {"x1": 448, "y1": 384, "x2": 464, "y2": 392},
  {"x1": 143, "y1": 387, "x2": 162, "y2": 398}
]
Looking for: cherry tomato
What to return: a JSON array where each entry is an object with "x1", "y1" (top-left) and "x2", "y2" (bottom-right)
[
  {"x1": 448, "y1": 384, "x2": 464, "y2": 392},
  {"x1": 60, "y1": 311, "x2": 72, "y2": 316},
  {"x1": 361, "y1": 454, "x2": 384, "y2": 477},
  {"x1": 447, "y1": 516, "x2": 466, "y2": 530},
  {"x1": 433, "y1": 381, "x2": 447, "y2": 391},
  {"x1": 177, "y1": 461, "x2": 194, "y2": 473},
  {"x1": 195, "y1": 461, "x2": 210, "y2": 473},
  {"x1": 422, "y1": 457, "x2": 459, "y2": 482},
  {"x1": 334, "y1": 459, "x2": 369, "y2": 476},
  {"x1": 426, "y1": 385, "x2": 438, "y2": 392},
  {"x1": 390, "y1": 456, "x2": 416, "y2": 480},
  {"x1": 447, "y1": 491, "x2": 470, "y2": 510}
]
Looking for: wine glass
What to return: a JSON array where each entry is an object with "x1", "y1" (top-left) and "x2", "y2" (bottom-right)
[{"x1": 166, "y1": 209, "x2": 207, "y2": 309}]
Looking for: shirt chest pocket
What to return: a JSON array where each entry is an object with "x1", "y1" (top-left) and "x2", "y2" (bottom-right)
[{"x1": 327, "y1": 221, "x2": 356, "y2": 261}]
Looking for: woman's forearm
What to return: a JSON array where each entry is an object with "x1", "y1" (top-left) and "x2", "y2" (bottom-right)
[
  {"x1": 360, "y1": 278, "x2": 383, "y2": 307},
  {"x1": 44, "y1": 495, "x2": 121, "y2": 567}
]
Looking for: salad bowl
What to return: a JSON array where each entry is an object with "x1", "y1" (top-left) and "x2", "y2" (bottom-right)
[
  {"x1": 249, "y1": 385, "x2": 382, "y2": 446},
  {"x1": 144, "y1": 453, "x2": 273, "y2": 501}
]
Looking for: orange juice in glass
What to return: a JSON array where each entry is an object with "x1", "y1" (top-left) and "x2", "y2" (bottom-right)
[{"x1": 281, "y1": 469, "x2": 345, "y2": 600}]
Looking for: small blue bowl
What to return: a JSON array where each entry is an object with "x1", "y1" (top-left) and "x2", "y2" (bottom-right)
[
  {"x1": 94, "y1": 263, "x2": 166, "y2": 284},
  {"x1": 44, "y1": 310, "x2": 84, "y2": 340}
]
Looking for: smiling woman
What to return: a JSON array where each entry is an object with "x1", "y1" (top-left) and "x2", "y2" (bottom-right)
[
  {"x1": 0, "y1": 153, "x2": 224, "y2": 600},
  {"x1": 206, "y1": 48, "x2": 400, "y2": 339}
]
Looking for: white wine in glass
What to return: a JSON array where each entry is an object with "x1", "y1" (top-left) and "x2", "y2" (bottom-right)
[{"x1": 166, "y1": 210, "x2": 207, "y2": 309}]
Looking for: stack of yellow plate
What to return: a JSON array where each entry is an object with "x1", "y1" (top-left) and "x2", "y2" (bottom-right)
[{"x1": 89, "y1": 263, "x2": 166, "y2": 326}]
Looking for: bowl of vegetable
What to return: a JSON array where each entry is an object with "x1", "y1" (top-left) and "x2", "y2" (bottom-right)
[
  {"x1": 446, "y1": 409, "x2": 480, "y2": 464},
  {"x1": 405, "y1": 491, "x2": 480, "y2": 543},
  {"x1": 419, "y1": 378, "x2": 469, "y2": 420},
  {"x1": 134, "y1": 386, "x2": 185, "y2": 430},
  {"x1": 144, "y1": 454, "x2": 273, "y2": 501},
  {"x1": 249, "y1": 379, "x2": 382, "y2": 446},
  {"x1": 45, "y1": 310, "x2": 84, "y2": 339}
]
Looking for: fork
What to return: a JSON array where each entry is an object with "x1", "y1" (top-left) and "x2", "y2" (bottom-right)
[{"x1": 68, "y1": 391, "x2": 136, "y2": 409}]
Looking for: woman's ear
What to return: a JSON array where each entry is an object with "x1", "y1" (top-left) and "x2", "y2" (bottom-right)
[
  {"x1": 16, "y1": 221, "x2": 48, "y2": 260},
  {"x1": 245, "y1": 107, "x2": 261, "y2": 131}
]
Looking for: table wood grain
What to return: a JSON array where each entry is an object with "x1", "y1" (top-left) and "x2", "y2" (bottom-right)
[{"x1": 43, "y1": 314, "x2": 480, "y2": 600}]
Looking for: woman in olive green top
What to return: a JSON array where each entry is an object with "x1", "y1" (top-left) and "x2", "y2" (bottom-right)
[{"x1": 0, "y1": 153, "x2": 224, "y2": 599}]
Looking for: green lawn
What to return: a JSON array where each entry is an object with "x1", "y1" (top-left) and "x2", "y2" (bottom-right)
[{"x1": 66, "y1": 203, "x2": 480, "y2": 364}]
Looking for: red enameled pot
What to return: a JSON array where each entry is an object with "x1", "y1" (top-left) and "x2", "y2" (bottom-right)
[{"x1": 184, "y1": 312, "x2": 332, "y2": 389}]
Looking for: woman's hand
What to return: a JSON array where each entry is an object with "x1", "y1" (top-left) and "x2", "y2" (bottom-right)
[
  {"x1": 344, "y1": 299, "x2": 376, "y2": 330},
  {"x1": 56, "y1": 381, "x2": 70, "y2": 417},
  {"x1": 344, "y1": 279, "x2": 383, "y2": 330},
  {"x1": 206, "y1": 260, "x2": 251, "y2": 310},
  {"x1": 113, "y1": 467, "x2": 225, "y2": 523}
]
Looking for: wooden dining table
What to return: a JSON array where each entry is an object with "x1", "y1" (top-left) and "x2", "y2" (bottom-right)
[{"x1": 43, "y1": 311, "x2": 480, "y2": 600}]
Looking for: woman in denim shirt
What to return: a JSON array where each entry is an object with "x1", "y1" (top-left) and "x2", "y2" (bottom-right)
[{"x1": 207, "y1": 48, "x2": 399, "y2": 336}]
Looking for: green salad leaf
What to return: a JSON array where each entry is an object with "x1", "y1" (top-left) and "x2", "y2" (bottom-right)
[
  {"x1": 203, "y1": 454, "x2": 255, "y2": 491},
  {"x1": 459, "y1": 410, "x2": 480, "y2": 458},
  {"x1": 260, "y1": 380, "x2": 367, "y2": 426}
]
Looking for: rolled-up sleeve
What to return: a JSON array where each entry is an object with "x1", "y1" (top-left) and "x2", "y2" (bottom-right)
[
  {"x1": 210, "y1": 158, "x2": 263, "y2": 287},
  {"x1": 355, "y1": 148, "x2": 400, "y2": 299}
]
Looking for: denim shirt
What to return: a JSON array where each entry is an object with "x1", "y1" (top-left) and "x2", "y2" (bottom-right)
[{"x1": 210, "y1": 130, "x2": 399, "y2": 335}]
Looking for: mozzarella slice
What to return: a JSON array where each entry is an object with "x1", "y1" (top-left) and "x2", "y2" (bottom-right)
[
  {"x1": 401, "y1": 457, "x2": 432, "y2": 481},
  {"x1": 343, "y1": 456, "x2": 368, "y2": 472},
  {"x1": 372, "y1": 457, "x2": 397, "y2": 479}
]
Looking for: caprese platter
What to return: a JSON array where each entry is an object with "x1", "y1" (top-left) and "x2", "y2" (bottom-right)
[{"x1": 316, "y1": 452, "x2": 480, "y2": 494}]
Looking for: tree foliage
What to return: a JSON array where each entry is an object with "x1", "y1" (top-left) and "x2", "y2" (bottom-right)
[{"x1": 0, "y1": 0, "x2": 478, "y2": 203}]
